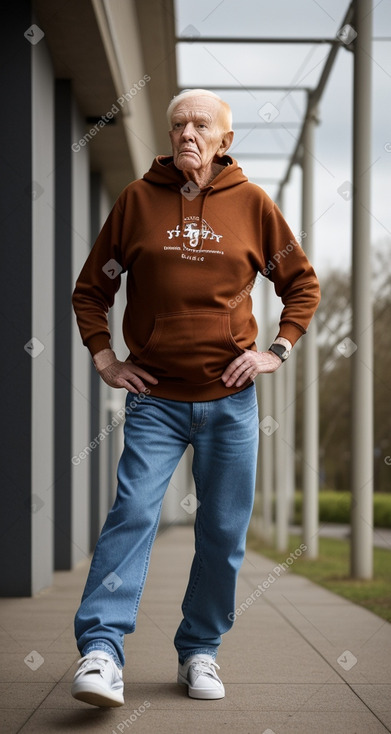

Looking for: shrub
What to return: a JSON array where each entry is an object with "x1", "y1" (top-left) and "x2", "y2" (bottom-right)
[{"x1": 293, "y1": 491, "x2": 391, "y2": 528}]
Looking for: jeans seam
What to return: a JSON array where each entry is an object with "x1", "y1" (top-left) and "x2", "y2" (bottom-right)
[{"x1": 131, "y1": 504, "x2": 162, "y2": 628}]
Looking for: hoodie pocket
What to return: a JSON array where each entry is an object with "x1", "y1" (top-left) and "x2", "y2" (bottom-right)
[{"x1": 137, "y1": 310, "x2": 243, "y2": 384}]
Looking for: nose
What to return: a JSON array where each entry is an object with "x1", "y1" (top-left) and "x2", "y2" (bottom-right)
[{"x1": 181, "y1": 122, "x2": 195, "y2": 141}]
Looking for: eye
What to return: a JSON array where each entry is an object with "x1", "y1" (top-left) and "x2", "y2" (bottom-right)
[{"x1": 172, "y1": 122, "x2": 183, "y2": 130}]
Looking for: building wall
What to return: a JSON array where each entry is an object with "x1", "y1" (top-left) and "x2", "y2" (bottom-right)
[
  {"x1": 0, "y1": 0, "x2": 54, "y2": 596},
  {"x1": 0, "y1": 0, "x2": 192, "y2": 597},
  {"x1": 31, "y1": 25, "x2": 55, "y2": 593}
]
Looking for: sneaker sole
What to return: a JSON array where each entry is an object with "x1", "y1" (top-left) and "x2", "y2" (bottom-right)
[
  {"x1": 71, "y1": 682, "x2": 124, "y2": 707},
  {"x1": 177, "y1": 673, "x2": 225, "y2": 700}
]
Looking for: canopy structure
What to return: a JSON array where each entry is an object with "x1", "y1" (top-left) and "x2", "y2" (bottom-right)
[{"x1": 176, "y1": 0, "x2": 374, "y2": 578}]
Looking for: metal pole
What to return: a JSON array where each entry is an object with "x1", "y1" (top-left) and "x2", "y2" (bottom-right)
[
  {"x1": 270, "y1": 188, "x2": 287, "y2": 551},
  {"x1": 277, "y1": 188, "x2": 297, "y2": 529},
  {"x1": 274, "y1": 358, "x2": 288, "y2": 551},
  {"x1": 284, "y1": 348, "x2": 297, "y2": 525},
  {"x1": 350, "y1": 0, "x2": 373, "y2": 579},
  {"x1": 257, "y1": 280, "x2": 274, "y2": 543},
  {"x1": 301, "y1": 107, "x2": 319, "y2": 559}
]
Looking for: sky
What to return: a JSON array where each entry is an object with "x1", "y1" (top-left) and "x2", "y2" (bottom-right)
[{"x1": 174, "y1": 0, "x2": 391, "y2": 276}]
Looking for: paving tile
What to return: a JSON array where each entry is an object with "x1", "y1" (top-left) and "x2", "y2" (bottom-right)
[
  {"x1": 351, "y1": 685, "x2": 391, "y2": 712},
  {"x1": 377, "y1": 711, "x2": 391, "y2": 730},
  {"x1": 245, "y1": 580, "x2": 352, "y2": 606},
  {"x1": 17, "y1": 707, "x2": 391, "y2": 734},
  {"x1": 0, "y1": 682, "x2": 55, "y2": 709},
  {"x1": 259, "y1": 711, "x2": 390, "y2": 734},
  {"x1": 37, "y1": 680, "x2": 370, "y2": 713},
  {"x1": 17, "y1": 706, "x2": 122, "y2": 733},
  {"x1": 1, "y1": 526, "x2": 391, "y2": 734},
  {"x1": 0, "y1": 652, "x2": 77, "y2": 683},
  {"x1": 0, "y1": 709, "x2": 36, "y2": 734}
]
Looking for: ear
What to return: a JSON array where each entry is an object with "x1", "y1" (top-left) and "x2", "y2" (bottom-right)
[{"x1": 215, "y1": 130, "x2": 234, "y2": 158}]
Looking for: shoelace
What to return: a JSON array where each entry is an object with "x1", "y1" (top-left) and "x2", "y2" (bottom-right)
[
  {"x1": 191, "y1": 658, "x2": 221, "y2": 679},
  {"x1": 76, "y1": 654, "x2": 112, "y2": 678}
]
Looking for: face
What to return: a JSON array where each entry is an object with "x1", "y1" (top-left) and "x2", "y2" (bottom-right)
[{"x1": 169, "y1": 96, "x2": 233, "y2": 176}]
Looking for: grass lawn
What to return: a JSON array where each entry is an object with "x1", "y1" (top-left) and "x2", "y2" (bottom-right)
[{"x1": 247, "y1": 533, "x2": 391, "y2": 623}]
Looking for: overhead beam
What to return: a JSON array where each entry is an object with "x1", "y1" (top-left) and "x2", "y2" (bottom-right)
[
  {"x1": 179, "y1": 3, "x2": 354, "y2": 199},
  {"x1": 233, "y1": 123, "x2": 302, "y2": 129},
  {"x1": 177, "y1": 37, "x2": 338, "y2": 44},
  {"x1": 252, "y1": 178, "x2": 281, "y2": 184},
  {"x1": 233, "y1": 152, "x2": 292, "y2": 159},
  {"x1": 277, "y1": 0, "x2": 355, "y2": 196},
  {"x1": 182, "y1": 85, "x2": 310, "y2": 92}
]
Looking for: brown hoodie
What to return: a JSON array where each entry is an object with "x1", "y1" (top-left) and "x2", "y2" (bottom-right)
[{"x1": 72, "y1": 155, "x2": 320, "y2": 401}]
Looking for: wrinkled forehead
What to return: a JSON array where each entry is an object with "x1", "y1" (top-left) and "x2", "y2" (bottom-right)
[{"x1": 170, "y1": 95, "x2": 222, "y2": 124}]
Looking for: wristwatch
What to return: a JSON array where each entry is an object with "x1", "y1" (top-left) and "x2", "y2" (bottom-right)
[{"x1": 268, "y1": 342, "x2": 291, "y2": 362}]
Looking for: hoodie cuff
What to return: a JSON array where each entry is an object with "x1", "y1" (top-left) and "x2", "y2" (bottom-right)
[
  {"x1": 85, "y1": 333, "x2": 112, "y2": 357},
  {"x1": 277, "y1": 322, "x2": 306, "y2": 347}
]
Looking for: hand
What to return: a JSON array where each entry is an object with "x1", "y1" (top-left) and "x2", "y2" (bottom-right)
[
  {"x1": 221, "y1": 349, "x2": 282, "y2": 388},
  {"x1": 93, "y1": 349, "x2": 158, "y2": 394}
]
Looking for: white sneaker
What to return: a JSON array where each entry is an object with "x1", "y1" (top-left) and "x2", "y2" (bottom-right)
[
  {"x1": 71, "y1": 651, "x2": 124, "y2": 707},
  {"x1": 177, "y1": 654, "x2": 225, "y2": 699}
]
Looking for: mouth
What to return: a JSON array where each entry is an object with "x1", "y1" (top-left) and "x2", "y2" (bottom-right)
[{"x1": 179, "y1": 149, "x2": 199, "y2": 155}]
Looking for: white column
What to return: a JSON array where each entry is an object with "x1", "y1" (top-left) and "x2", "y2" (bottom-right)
[
  {"x1": 350, "y1": 0, "x2": 374, "y2": 579},
  {"x1": 284, "y1": 349, "x2": 297, "y2": 525},
  {"x1": 251, "y1": 270, "x2": 276, "y2": 543},
  {"x1": 274, "y1": 363, "x2": 288, "y2": 551},
  {"x1": 301, "y1": 108, "x2": 319, "y2": 558}
]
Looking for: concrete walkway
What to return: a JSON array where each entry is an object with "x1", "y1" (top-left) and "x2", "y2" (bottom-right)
[{"x1": 0, "y1": 525, "x2": 390, "y2": 734}]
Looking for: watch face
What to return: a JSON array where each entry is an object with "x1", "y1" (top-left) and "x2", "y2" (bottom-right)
[{"x1": 270, "y1": 344, "x2": 289, "y2": 361}]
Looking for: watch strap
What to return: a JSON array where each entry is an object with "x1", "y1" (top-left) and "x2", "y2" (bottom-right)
[{"x1": 268, "y1": 342, "x2": 290, "y2": 362}]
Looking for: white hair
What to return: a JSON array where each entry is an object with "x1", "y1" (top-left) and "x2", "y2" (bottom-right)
[{"x1": 166, "y1": 89, "x2": 233, "y2": 131}]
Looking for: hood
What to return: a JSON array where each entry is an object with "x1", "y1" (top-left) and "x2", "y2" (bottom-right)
[{"x1": 143, "y1": 155, "x2": 248, "y2": 192}]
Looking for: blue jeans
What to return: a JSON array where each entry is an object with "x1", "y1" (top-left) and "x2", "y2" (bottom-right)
[{"x1": 74, "y1": 385, "x2": 259, "y2": 667}]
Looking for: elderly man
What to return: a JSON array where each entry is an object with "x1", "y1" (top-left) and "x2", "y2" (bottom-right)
[{"x1": 71, "y1": 89, "x2": 320, "y2": 707}]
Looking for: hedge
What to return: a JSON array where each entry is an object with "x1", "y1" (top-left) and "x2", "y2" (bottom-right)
[{"x1": 293, "y1": 491, "x2": 391, "y2": 528}]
